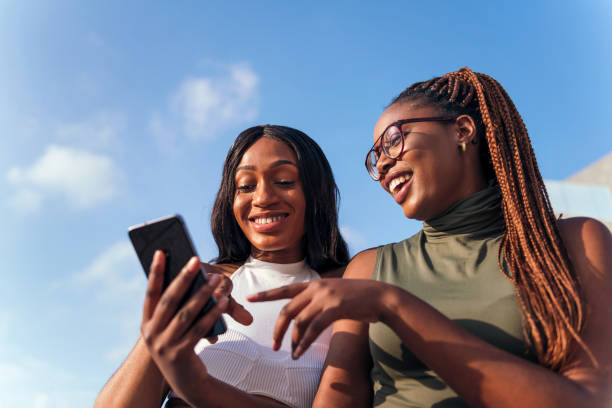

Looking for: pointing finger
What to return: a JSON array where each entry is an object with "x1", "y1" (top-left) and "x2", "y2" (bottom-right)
[{"x1": 246, "y1": 282, "x2": 308, "y2": 302}]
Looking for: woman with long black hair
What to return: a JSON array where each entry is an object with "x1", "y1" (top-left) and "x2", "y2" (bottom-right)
[{"x1": 95, "y1": 125, "x2": 349, "y2": 408}]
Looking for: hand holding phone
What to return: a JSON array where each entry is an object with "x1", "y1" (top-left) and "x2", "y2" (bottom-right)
[{"x1": 128, "y1": 214, "x2": 227, "y2": 338}]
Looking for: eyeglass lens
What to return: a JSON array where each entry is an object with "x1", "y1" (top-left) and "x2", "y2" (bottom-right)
[
  {"x1": 382, "y1": 126, "x2": 403, "y2": 158},
  {"x1": 366, "y1": 150, "x2": 380, "y2": 179}
]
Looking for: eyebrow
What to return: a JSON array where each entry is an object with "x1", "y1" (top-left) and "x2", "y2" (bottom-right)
[{"x1": 236, "y1": 160, "x2": 297, "y2": 172}]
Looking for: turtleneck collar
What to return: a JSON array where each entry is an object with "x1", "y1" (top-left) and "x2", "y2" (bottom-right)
[{"x1": 423, "y1": 185, "x2": 505, "y2": 241}]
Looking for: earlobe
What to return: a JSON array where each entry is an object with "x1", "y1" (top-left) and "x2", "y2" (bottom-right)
[{"x1": 455, "y1": 115, "x2": 477, "y2": 145}]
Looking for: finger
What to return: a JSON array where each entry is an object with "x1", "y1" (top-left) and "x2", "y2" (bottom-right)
[
  {"x1": 206, "y1": 335, "x2": 218, "y2": 344},
  {"x1": 143, "y1": 250, "x2": 165, "y2": 322},
  {"x1": 149, "y1": 256, "x2": 202, "y2": 330},
  {"x1": 227, "y1": 298, "x2": 253, "y2": 326},
  {"x1": 215, "y1": 274, "x2": 233, "y2": 298},
  {"x1": 182, "y1": 296, "x2": 229, "y2": 349},
  {"x1": 246, "y1": 282, "x2": 308, "y2": 302},
  {"x1": 293, "y1": 310, "x2": 334, "y2": 359},
  {"x1": 164, "y1": 273, "x2": 222, "y2": 340},
  {"x1": 271, "y1": 293, "x2": 312, "y2": 351}
]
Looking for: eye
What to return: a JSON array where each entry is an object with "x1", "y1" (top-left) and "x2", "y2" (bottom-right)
[
  {"x1": 383, "y1": 128, "x2": 403, "y2": 149},
  {"x1": 276, "y1": 180, "x2": 295, "y2": 187},
  {"x1": 236, "y1": 184, "x2": 255, "y2": 193}
]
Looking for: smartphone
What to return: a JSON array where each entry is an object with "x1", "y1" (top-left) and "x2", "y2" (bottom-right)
[{"x1": 128, "y1": 214, "x2": 226, "y2": 338}]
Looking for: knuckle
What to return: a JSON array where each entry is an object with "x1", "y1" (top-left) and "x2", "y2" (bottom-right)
[
  {"x1": 294, "y1": 318, "x2": 307, "y2": 331},
  {"x1": 160, "y1": 294, "x2": 176, "y2": 309},
  {"x1": 279, "y1": 305, "x2": 292, "y2": 317},
  {"x1": 145, "y1": 287, "x2": 157, "y2": 298},
  {"x1": 193, "y1": 323, "x2": 208, "y2": 338},
  {"x1": 153, "y1": 343, "x2": 167, "y2": 357},
  {"x1": 311, "y1": 318, "x2": 325, "y2": 333},
  {"x1": 178, "y1": 309, "x2": 191, "y2": 323}
]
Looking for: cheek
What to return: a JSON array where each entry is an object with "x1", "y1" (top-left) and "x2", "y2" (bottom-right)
[{"x1": 232, "y1": 196, "x2": 248, "y2": 222}]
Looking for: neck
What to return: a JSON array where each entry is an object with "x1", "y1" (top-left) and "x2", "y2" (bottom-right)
[{"x1": 250, "y1": 246, "x2": 305, "y2": 264}]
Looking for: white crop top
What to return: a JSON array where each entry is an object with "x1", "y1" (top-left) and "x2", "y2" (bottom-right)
[{"x1": 170, "y1": 256, "x2": 332, "y2": 408}]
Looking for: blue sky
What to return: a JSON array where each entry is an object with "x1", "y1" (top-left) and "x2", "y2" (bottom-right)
[{"x1": 1, "y1": 1, "x2": 611, "y2": 406}]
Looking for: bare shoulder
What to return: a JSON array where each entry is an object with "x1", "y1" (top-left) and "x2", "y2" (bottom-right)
[
  {"x1": 558, "y1": 217, "x2": 612, "y2": 283},
  {"x1": 343, "y1": 248, "x2": 379, "y2": 280},
  {"x1": 201, "y1": 262, "x2": 241, "y2": 277}
]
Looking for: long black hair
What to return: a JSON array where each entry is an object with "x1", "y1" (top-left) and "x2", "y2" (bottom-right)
[{"x1": 211, "y1": 125, "x2": 349, "y2": 272}]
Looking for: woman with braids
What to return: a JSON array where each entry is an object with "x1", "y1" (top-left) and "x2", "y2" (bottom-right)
[
  {"x1": 249, "y1": 68, "x2": 612, "y2": 407},
  {"x1": 94, "y1": 125, "x2": 349, "y2": 408}
]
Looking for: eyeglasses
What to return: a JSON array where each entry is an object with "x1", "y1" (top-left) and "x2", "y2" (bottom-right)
[{"x1": 364, "y1": 116, "x2": 456, "y2": 180}]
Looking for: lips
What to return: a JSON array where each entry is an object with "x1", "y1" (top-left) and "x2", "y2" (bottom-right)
[
  {"x1": 387, "y1": 171, "x2": 413, "y2": 195},
  {"x1": 249, "y1": 214, "x2": 288, "y2": 224},
  {"x1": 248, "y1": 213, "x2": 289, "y2": 232}
]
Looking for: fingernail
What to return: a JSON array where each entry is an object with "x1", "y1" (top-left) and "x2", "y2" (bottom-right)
[
  {"x1": 218, "y1": 296, "x2": 229, "y2": 308},
  {"x1": 209, "y1": 274, "x2": 220, "y2": 286},
  {"x1": 189, "y1": 256, "x2": 199, "y2": 267},
  {"x1": 293, "y1": 345, "x2": 303, "y2": 359}
]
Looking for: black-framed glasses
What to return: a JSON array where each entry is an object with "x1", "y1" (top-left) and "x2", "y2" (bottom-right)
[{"x1": 365, "y1": 116, "x2": 456, "y2": 180}]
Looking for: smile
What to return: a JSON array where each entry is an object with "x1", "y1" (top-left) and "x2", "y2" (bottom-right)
[
  {"x1": 249, "y1": 214, "x2": 288, "y2": 224},
  {"x1": 389, "y1": 172, "x2": 413, "y2": 194}
]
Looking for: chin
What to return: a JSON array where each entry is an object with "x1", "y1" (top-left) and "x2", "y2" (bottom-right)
[{"x1": 398, "y1": 197, "x2": 424, "y2": 220}]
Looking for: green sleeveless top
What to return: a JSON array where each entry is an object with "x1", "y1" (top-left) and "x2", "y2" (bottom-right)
[{"x1": 369, "y1": 186, "x2": 536, "y2": 407}]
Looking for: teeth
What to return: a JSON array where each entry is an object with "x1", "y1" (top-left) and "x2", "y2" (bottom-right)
[
  {"x1": 389, "y1": 174, "x2": 412, "y2": 193},
  {"x1": 253, "y1": 215, "x2": 285, "y2": 224}
]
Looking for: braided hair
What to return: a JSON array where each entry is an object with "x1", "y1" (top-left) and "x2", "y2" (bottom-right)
[{"x1": 391, "y1": 67, "x2": 590, "y2": 371}]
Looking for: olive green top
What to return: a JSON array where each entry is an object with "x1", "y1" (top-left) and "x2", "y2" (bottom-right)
[{"x1": 369, "y1": 186, "x2": 535, "y2": 407}]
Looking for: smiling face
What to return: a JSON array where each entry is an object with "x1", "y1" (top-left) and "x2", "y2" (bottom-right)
[
  {"x1": 232, "y1": 137, "x2": 306, "y2": 263},
  {"x1": 373, "y1": 101, "x2": 484, "y2": 220}
]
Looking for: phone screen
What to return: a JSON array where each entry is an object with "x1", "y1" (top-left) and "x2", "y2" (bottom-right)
[{"x1": 128, "y1": 214, "x2": 226, "y2": 337}]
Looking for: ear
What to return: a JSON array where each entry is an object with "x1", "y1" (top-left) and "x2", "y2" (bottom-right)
[{"x1": 454, "y1": 114, "x2": 477, "y2": 145}]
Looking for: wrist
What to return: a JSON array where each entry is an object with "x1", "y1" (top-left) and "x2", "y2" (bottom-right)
[{"x1": 376, "y1": 282, "x2": 402, "y2": 326}]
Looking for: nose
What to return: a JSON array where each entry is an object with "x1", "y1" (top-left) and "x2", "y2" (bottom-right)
[
  {"x1": 252, "y1": 180, "x2": 279, "y2": 207},
  {"x1": 375, "y1": 153, "x2": 396, "y2": 180}
]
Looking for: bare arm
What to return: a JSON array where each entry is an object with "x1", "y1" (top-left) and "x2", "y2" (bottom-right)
[
  {"x1": 94, "y1": 337, "x2": 168, "y2": 408},
  {"x1": 94, "y1": 258, "x2": 267, "y2": 408},
  {"x1": 250, "y1": 218, "x2": 612, "y2": 408},
  {"x1": 313, "y1": 250, "x2": 375, "y2": 407}
]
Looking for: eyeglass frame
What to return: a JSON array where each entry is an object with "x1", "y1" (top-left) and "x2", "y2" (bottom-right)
[{"x1": 365, "y1": 115, "x2": 457, "y2": 180}]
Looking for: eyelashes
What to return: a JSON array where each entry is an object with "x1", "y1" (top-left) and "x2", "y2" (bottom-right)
[{"x1": 236, "y1": 180, "x2": 295, "y2": 193}]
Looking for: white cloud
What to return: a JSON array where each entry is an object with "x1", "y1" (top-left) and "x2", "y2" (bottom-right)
[
  {"x1": 169, "y1": 64, "x2": 259, "y2": 140},
  {"x1": 149, "y1": 112, "x2": 178, "y2": 152},
  {"x1": 76, "y1": 240, "x2": 143, "y2": 303},
  {"x1": 74, "y1": 240, "x2": 144, "y2": 366},
  {"x1": 340, "y1": 225, "x2": 368, "y2": 253},
  {"x1": 33, "y1": 393, "x2": 50, "y2": 408},
  {"x1": 55, "y1": 111, "x2": 125, "y2": 151},
  {"x1": 0, "y1": 356, "x2": 83, "y2": 407},
  {"x1": 6, "y1": 145, "x2": 122, "y2": 212}
]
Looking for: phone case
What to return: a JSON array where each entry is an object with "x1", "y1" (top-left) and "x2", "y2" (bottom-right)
[{"x1": 128, "y1": 214, "x2": 226, "y2": 337}]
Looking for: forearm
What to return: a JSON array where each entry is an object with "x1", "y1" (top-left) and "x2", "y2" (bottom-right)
[
  {"x1": 313, "y1": 321, "x2": 373, "y2": 408},
  {"x1": 94, "y1": 337, "x2": 168, "y2": 408},
  {"x1": 380, "y1": 285, "x2": 600, "y2": 408},
  {"x1": 174, "y1": 373, "x2": 291, "y2": 408}
]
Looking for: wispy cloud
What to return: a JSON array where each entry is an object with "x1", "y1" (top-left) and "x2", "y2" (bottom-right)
[
  {"x1": 340, "y1": 225, "x2": 368, "y2": 254},
  {"x1": 0, "y1": 355, "x2": 84, "y2": 407},
  {"x1": 74, "y1": 240, "x2": 144, "y2": 365},
  {"x1": 6, "y1": 145, "x2": 122, "y2": 212},
  {"x1": 55, "y1": 111, "x2": 125, "y2": 152},
  {"x1": 75, "y1": 240, "x2": 143, "y2": 303},
  {"x1": 153, "y1": 63, "x2": 259, "y2": 145}
]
